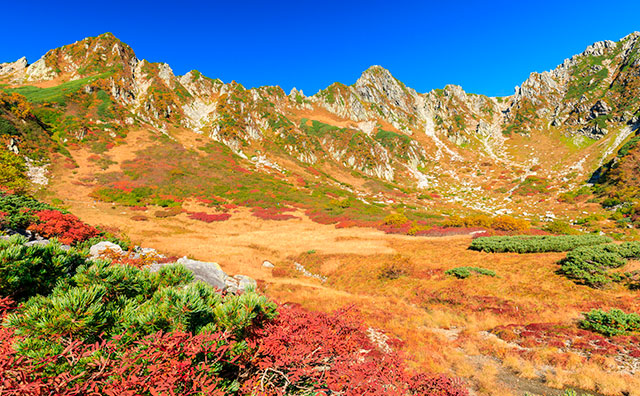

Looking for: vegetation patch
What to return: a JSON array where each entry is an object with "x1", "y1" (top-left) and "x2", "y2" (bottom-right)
[
  {"x1": 579, "y1": 308, "x2": 640, "y2": 337},
  {"x1": 445, "y1": 266, "x2": 496, "y2": 279},
  {"x1": 558, "y1": 242, "x2": 640, "y2": 287},
  {"x1": 470, "y1": 235, "x2": 612, "y2": 253}
]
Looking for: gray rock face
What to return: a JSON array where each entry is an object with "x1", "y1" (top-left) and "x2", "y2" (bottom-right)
[{"x1": 89, "y1": 241, "x2": 123, "y2": 259}]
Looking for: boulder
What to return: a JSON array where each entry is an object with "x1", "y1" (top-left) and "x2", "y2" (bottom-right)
[
  {"x1": 25, "y1": 239, "x2": 50, "y2": 247},
  {"x1": 225, "y1": 275, "x2": 257, "y2": 294},
  {"x1": 89, "y1": 241, "x2": 123, "y2": 259},
  {"x1": 262, "y1": 260, "x2": 275, "y2": 268},
  {"x1": 176, "y1": 257, "x2": 228, "y2": 290}
]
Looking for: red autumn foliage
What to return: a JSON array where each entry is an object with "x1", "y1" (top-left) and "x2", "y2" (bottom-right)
[
  {"x1": 251, "y1": 207, "x2": 298, "y2": 221},
  {"x1": 0, "y1": 329, "x2": 237, "y2": 395},
  {"x1": 492, "y1": 322, "x2": 640, "y2": 360},
  {"x1": 187, "y1": 211, "x2": 232, "y2": 223},
  {"x1": 28, "y1": 210, "x2": 99, "y2": 245},
  {"x1": 241, "y1": 305, "x2": 468, "y2": 395}
]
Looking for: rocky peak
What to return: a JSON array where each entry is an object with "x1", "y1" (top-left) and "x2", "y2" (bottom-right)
[{"x1": 0, "y1": 57, "x2": 27, "y2": 76}]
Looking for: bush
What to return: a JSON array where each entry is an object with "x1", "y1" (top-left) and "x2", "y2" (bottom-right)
[
  {"x1": 0, "y1": 193, "x2": 54, "y2": 230},
  {"x1": 543, "y1": 220, "x2": 580, "y2": 235},
  {"x1": 0, "y1": 236, "x2": 87, "y2": 302},
  {"x1": 5, "y1": 260, "x2": 277, "y2": 347},
  {"x1": 188, "y1": 211, "x2": 231, "y2": 222},
  {"x1": 445, "y1": 266, "x2": 496, "y2": 279},
  {"x1": 28, "y1": 210, "x2": 99, "y2": 245},
  {"x1": 470, "y1": 234, "x2": 612, "y2": 253},
  {"x1": 492, "y1": 215, "x2": 530, "y2": 231},
  {"x1": 558, "y1": 242, "x2": 640, "y2": 287},
  {"x1": 443, "y1": 214, "x2": 529, "y2": 232},
  {"x1": 384, "y1": 213, "x2": 410, "y2": 226},
  {"x1": 0, "y1": 149, "x2": 28, "y2": 194},
  {"x1": 240, "y1": 305, "x2": 469, "y2": 395},
  {"x1": 154, "y1": 206, "x2": 183, "y2": 218},
  {"x1": 579, "y1": 308, "x2": 640, "y2": 336}
]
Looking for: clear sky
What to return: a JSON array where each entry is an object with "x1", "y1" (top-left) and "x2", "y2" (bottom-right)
[{"x1": 2, "y1": 0, "x2": 639, "y2": 97}]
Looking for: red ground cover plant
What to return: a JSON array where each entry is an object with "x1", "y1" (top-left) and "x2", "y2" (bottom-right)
[
  {"x1": 241, "y1": 305, "x2": 468, "y2": 395},
  {"x1": 251, "y1": 206, "x2": 298, "y2": 221},
  {"x1": 492, "y1": 322, "x2": 640, "y2": 360},
  {"x1": 187, "y1": 211, "x2": 232, "y2": 223},
  {"x1": 28, "y1": 210, "x2": 99, "y2": 245}
]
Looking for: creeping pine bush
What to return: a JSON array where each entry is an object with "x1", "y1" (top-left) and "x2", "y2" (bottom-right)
[
  {"x1": 4, "y1": 260, "x2": 277, "y2": 351},
  {"x1": 445, "y1": 266, "x2": 496, "y2": 279},
  {"x1": 0, "y1": 193, "x2": 54, "y2": 230},
  {"x1": 0, "y1": 236, "x2": 87, "y2": 302},
  {"x1": 470, "y1": 234, "x2": 612, "y2": 253},
  {"x1": 558, "y1": 242, "x2": 640, "y2": 287},
  {"x1": 579, "y1": 308, "x2": 640, "y2": 336}
]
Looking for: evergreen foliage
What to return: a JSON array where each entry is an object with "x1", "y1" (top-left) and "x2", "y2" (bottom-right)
[
  {"x1": 470, "y1": 234, "x2": 612, "y2": 253},
  {"x1": 558, "y1": 242, "x2": 640, "y2": 287},
  {"x1": 579, "y1": 308, "x2": 640, "y2": 336},
  {"x1": 445, "y1": 266, "x2": 496, "y2": 279},
  {"x1": 0, "y1": 236, "x2": 86, "y2": 302}
]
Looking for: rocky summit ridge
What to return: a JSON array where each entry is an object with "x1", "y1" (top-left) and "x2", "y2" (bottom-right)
[{"x1": 2, "y1": 32, "x2": 640, "y2": 216}]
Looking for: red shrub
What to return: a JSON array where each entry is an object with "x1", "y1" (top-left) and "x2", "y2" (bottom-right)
[
  {"x1": 188, "y1": 212, "x2": 232, "y2": 223},
  {"x1": 252, "y1": 207, "x2": 298, "y2": 221},
  {"x1": 0, "y1": 330, "x2": 236, "y2": 396},
  {"x1": 28, "y1": 210, "x2": 99, "y2": 245},
  {"x1": 241, "y1": 305, "x2": 468, "y2": 395}
]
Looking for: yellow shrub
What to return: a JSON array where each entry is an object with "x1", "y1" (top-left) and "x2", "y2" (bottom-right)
[{"x1": 492, "y1": 215, "x2": 530, "y2": 231}]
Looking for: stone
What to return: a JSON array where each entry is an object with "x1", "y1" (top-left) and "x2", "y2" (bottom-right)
[
  {"x1": 224, "y1": 274, "x2": 257, "y2": 294},
  {"x1": 89, "y1": 241, "x2": 123, "y2": 259},
  {"x1": 262, "y1": 260, "x2": 275, "y2": 268},
  {"x1": 176, "y1": 257, "x2": 228, "y2": 290},
  {"x1": 25, "y1": 239, "x2": 50, "y2": 247}
]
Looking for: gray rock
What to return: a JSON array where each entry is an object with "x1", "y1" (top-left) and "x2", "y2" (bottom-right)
[
  {"x1": 176, "y1": 257, "x2": 228, "y2": 290},
  {"x1": 225, "y1": 274, "x2": 257, "y2": 294},
  {"x1": 25, "y1": 239, "x2": 50, "y2": 247},
  {"x1": 262, "y1": 260, "x2": 275, "y2": 268},
  {"x1": 89, "y1": 241, "x2": 123, "y2": 259}
]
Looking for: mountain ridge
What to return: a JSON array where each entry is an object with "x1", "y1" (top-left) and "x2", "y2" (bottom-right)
[{"x1": 1, "y1": 31, "x2": 640, "y2": 219}]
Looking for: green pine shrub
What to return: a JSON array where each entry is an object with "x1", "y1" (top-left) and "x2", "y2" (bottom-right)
[
  {"x1": 0, "y1": 235, "x2": 87, "y2": 302},
  {"x1": 558, "y1": 242, "x2": 640, "y2": 287},
  {"x1": 0, "y1": 193, "x2": 54, "y2": 230},
  {"x1": 5, "y1": 260, "x2": 278, "y2": 352},
  {"x1": 445, "y1": 266, "x2": 496, "y2": 279},
  {"x1": 469, "y1": 234, "x2": 612, "y2": 253},
  {"x1": 579, "y1": 308, "x2": 640, "y2": 336}
]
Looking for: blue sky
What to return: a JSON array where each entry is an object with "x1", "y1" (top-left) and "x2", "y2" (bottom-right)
[{"x1": 2, "y1": 0, "x2": 639, "y2": 96}]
